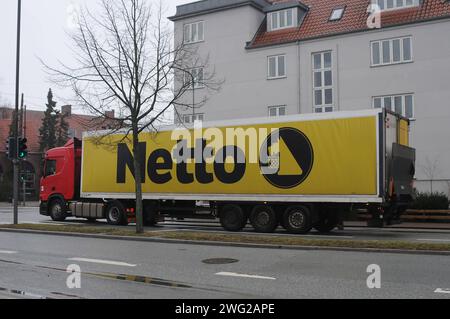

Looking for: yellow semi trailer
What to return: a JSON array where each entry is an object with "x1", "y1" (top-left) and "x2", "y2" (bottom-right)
[{"x1": 40, "y1": 109, "x2": 415, "y2": 234}]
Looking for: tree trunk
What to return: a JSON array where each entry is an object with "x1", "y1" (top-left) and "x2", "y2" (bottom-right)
[{"x1": 132, "y1": 126, "x2": 144, "y2": 234}]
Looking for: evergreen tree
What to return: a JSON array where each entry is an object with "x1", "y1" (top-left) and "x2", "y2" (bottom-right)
[
  {"x1": 39, "y1": 89, "x2": 58, "y2": 152},
  {"x1": 56, "y1": 111, "x2": 70, "y2": 147}
]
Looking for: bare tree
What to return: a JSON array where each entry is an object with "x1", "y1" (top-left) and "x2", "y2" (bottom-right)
[
  {"x1": 421, "y1": 156, "x2": 441, "y2": 193},
  {"x1": 44, "y1": 0, "x2": 220, "y2": 233}
]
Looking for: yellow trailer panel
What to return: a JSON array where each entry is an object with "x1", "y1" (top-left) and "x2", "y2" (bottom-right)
[{"x1": 81, "y1": 111, "x2": 380, "y2": 200}]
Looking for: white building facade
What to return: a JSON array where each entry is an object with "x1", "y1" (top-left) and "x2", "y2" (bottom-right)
[{"x1": 169, "y1": 0, "x2": 450, "y2": 195}]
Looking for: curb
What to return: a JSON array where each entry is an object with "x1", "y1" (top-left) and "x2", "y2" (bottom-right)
[{"x1": 1, "y1": 227, "x2": 450, "y2": 256}]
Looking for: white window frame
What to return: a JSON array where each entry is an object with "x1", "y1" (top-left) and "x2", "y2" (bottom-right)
[
  {"x1": 371, "y1": 36, "x2": 413, "y2": 66},
  {"x1": 267, "y1": 55, "x2": 287, "y2": 80},
  {"x1": 183, "y1": 113, "x2": 204, "y2": 124},
  {"x1": 183, "y1": 21, "x2": 204, "y2": 44},
  {"x1": 312, "y1": 51, "x2": 334, "y2": 113},
  {"x1": 268, "y1": 105, "x2": 287, "y2": 117},
  {"x1": 184, "y1": 67, "x2": 204, "y2": 89},
  {"x1": 268, "y1": 8, "x2": 295, "y2": 31},
  {"x1": 372, "y1": 94, "x2": 415, "y2": 119},
  {"x1": 374, "y1": 0, "x2": 420, "y2": 11}
]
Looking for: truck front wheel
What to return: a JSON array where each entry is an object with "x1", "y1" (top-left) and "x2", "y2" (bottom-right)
[
  {"x1": 219, "y1": 204, "x2": 247, "y2": 232},
  {"x1": 106, "y1": 201, "x2": 128, "y2": 226},
  {"x1": 250, "y1": 205, "x2": 278, "y2": 233},
  {"x1": 282, "y1": 205, "x2": 312, "y2": 234},
  {"x1": 49, "y1": 198, "x2": 67, "y2": 222}
]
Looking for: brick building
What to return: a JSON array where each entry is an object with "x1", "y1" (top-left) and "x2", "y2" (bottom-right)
[{"x1": 0, "y1": 105, "x2": 114, "y2": 200}]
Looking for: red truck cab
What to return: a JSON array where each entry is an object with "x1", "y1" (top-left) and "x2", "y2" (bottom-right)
[{"x1": 39, "y1": 138, "x2": 82, "y2": 220}]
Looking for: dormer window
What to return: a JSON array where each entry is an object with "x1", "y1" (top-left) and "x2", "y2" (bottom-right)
[
  {"x1": 268, "y1": 8, "x2": 296, "y2": 31},
  {"x1": 374, "y1": 0, "x2": 420, "y2": 11}
]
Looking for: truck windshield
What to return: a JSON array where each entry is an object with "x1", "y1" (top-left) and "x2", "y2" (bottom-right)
[{"x1": 44, "y1": 159, "x2": 57, "y2": 177}]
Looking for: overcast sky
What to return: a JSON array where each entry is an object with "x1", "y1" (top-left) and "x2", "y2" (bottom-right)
[{"x1": 0, "y1": 0, "x2": 191, "y2": 112}]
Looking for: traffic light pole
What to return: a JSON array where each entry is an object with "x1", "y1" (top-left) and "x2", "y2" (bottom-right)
[{"x1": 13, "y1": 0, "x2": 22, "y2": 225}]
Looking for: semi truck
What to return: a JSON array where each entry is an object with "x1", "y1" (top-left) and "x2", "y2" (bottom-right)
[{"x1": 39, "y1": 109, "x2": 416, "y2": 234}]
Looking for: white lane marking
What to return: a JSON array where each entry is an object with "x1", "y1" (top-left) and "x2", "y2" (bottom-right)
[
  {"x1": 417, "y1": 239, "x2": 450, "y2": 243},
  {"x1": 68, "y1": 257, "x2": 136, "y2": 267},
  {"x1": 0, "y1": 250, "x2": 17, "y2": 254},
  {"x1": 435, "y1": 288, "x2": 450, "y2": 294},
  {"x1": 216, "y1": 272, "x2": 276, "y2": 280}
]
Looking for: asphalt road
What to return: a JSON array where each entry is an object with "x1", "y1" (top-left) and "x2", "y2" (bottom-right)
[
  {"x1": 0, "y1": 231, "x2": 450, "y2": 299},
  {"x1": 2, "y1": 206, "x2": 450, "y2": 244}
]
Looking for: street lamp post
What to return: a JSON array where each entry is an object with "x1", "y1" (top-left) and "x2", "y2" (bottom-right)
[{"x1": 13, "y1": 0, "x2": 22, "y2": 224}]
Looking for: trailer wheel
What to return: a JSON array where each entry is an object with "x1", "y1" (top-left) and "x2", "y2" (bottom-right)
[
  {"x1": 282, "y1": 205, "x2": 312, "y2": 234},
  {"x1": 314, "y1": 212, "x2": 339, "y2": 233},
  {"x1": 49, "y1": 198, "x2": 67, "y2": 222},
  {"x1": 219, "y1": 204, "x2": 247, "y2": 232},
  {"x1": 250, "y1": 205, "x2": 278, "y2": 233},
  {"x1": 144, "y1": 201, "x2": 159, "y2": 227},
  {"x1": 106, "y1": 201, "x2": 128, "y2": 226}
]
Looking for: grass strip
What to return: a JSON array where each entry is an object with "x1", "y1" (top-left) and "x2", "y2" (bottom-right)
[
  {"x1": 1, "y1": 224, "x2": 450, "y2": 252},
  {"x1": 160, "y1": 231, "x2": 450, "y2": 252}
]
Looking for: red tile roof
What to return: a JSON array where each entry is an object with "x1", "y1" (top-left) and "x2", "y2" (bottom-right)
[
  {"x1": 249, "y1": 0, "x2": 450, "y2": 48},
  {"x1": 0, "y1": 108, "x2": 108, "y2": 154}
]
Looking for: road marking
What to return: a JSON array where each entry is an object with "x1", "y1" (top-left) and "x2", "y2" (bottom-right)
[
  {"x1": 216, "y1": 272, "x2": 276, "y2": 280},
  {"x1": 0, "y1": 250, "x2": 17, "y2": 254},
  {"x1": 68, "y1": 257, "x2": 136, "y2": 267},
  {"x1": 417, "y1": 239, "x2": 450, "y2": 243},
  {"x1": 435, "y1": 288, "x2": 450, "y2": 294}
]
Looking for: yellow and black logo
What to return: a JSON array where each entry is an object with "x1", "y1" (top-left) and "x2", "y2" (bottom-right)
[{"x1": 260, "y1": 128, "x2": 314, "y2": 189}]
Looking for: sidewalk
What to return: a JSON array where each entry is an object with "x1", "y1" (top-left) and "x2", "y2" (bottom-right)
[
  {"x1": 345, "y1": 221, "x2": 450, "y2": 230},
  {"x1": 0, "y1": 201, "x2": 40, "y2": 208}
]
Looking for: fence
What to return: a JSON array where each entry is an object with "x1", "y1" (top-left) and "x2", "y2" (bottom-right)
[{"x1": 415, "y1": 179, "x2": 450, "y2": 196}]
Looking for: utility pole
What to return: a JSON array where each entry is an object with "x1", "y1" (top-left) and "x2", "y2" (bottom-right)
[
  {"x1": 23, "y1": 104, "x2": 27, "y2": 207},
  {"x1": 13, "y1": 0, "x2": 22, "y2": 225}
]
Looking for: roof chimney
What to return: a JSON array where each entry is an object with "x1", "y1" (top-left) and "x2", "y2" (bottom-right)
[
  {"x1": 61, "y1": 105, "x2": 72, "y2": 116},
  {"x1": 105, "y1": 110, "x2": 115, "y2": 119}
]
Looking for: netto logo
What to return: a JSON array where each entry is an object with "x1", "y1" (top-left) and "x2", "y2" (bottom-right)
[
  {"x1": 116, "y1": 126, "x2": 313, "y2": 189},
  {"x1": 260, "y1": 127, "x2": 314, "y2": 189}
]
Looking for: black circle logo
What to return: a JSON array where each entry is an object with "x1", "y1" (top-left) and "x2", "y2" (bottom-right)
[{"x1": 260, "y1": 127, "x2": 314, "y2": 189}]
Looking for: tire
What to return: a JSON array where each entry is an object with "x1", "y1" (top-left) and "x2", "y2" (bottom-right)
[
  {"x1": 282, "y1": 205, "x2": 312, "y2": 234},
  {"x1": 314, "y1": 211, "x2": 339, "y2": 233},
  {"x1": 250, "y1": 205, "x2": 278, "y2": 233},
  {"x1": 219, "y1": 204, "x2": 247, "y2": 232},
  {"x1": 106, "y1": 201, "x2": 128, "y2": 226},
  {"x1": 49, "y1": 198, "x2": 67, "y2": 222},
  {"x1": 144, "y1": 201, "x2": 159, "y2": 227}
]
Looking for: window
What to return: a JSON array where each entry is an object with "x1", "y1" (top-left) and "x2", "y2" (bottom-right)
[
  {"x1": 44, "y1": 159, "x2": 57, "y2": 177},
  {"x1": 312, "y1": 51, "x2": 334, "y2": 113},
  {"x1": 183, "y1": 113, "x2": 204, "y2": 124},
  {"x1": 184, "y1": 68, "x2": 204, "y2": 89},
  {"x1": 329, "y1": 7, "x2": 345, "y2": 21},
  {"x1": 268, "y1": 9, "x2": 295, "y2": 31},
  {"x1": 268, "y1": 105, "x2": 286, "y2": 117},
  {"x1": 268, "y1": 55, "x2": 286, "y2": 79},
  {"x1": 371, "y1": 36, "x2": 413, "y2": 66},
  {"x1": 373, "y1": 94, "x2": 414, "y2": 118},
  {"x1": 184, "y1": 21, "x2": 204, "y2": 44},
  {"x1": 374, "y1": 0, "x2": 420, "y2": 11}
]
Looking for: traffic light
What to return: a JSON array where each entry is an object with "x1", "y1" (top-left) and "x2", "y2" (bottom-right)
[
  {"x1": 5, "y1": 137, "x2": 17, "y2": 160},
  {"x1": 18, "y1": 138, "x2": 28, "y2": 159}
]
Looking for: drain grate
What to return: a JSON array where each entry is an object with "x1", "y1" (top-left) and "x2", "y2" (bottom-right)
[{"x1": 202, "y1": 258, "x2": 239, "y2": 265}]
